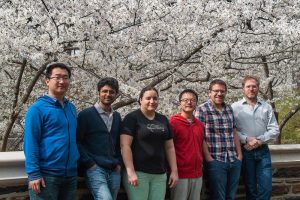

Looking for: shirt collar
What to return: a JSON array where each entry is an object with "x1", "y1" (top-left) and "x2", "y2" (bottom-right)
[
  {"x1": 94, "y1": 102, "x2": 114, "y2": 114},
  {"x1": 44, "y1": 93, "x2": 67, "y2": 103},
  {"x1": 241, "y1": 97, "x2": 262, "y2": 105}
]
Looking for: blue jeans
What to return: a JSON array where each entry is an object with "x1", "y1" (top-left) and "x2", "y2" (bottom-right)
[
  {"x1": 85, "y1": 165, "x2": 121, "y2": 200},
  {"x1": 243, "y1": 145, "x2": 272, "y2": 200},
  {"x1": 206, "y1": 159, "x2": 241, "y2": 200},
  {"x1": 29, "y1": 175, "x2": 77, "y2": 200}
]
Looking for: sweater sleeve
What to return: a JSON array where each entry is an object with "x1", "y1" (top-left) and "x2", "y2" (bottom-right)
[
  {"x1": 77, "y1": 110, "x2": 95, "y2": 168},
  {"x1": 116, "y1": 113, "x2": 123, "y2": 165},
  {"x1": 24, "y1": 106, "x2": 43, "y2": 181}
]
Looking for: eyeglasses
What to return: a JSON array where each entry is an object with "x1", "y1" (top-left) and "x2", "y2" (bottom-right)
[
  {"x1": 210, "y1": 90, "x2": 226, "y2": 94},
  {"x1": 49, "y1": 76, "x2": 70, "y2": 82},
  {"x1": 180, "y1": 98, "x2": 197, "y2": 103}
]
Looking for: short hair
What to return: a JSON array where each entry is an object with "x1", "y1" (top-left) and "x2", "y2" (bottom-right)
[
  {"x1": 242, "y1": 75, "x2": 260, "y2": 87},
  {"x1": 209, "y1": 79, "x2": 227, "y2": 91},
  {"x1": 97, "y1": 77, "x2": 119, "y2": 93},
  {"x1": 178, "y1": 89, "x2": 198, "y2": 102},
  {"x1": 138, "y1": 86, "x2": 159, "y2": 105},
  {"x1": 45, "y1": 62, "x2": 71, "y2": 78}
]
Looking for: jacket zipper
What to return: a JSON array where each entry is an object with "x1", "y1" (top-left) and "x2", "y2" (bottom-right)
[{"x1": 63, "y1": 104, "x2": 70, "y2": 176}]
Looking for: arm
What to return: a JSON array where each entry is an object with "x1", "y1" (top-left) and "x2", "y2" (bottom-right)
[
  {"x1": 237, "y1": 131, "x2": 248, "y2": 144},
  {"x1": 256, "y1": 106, "x2": 280, "y2": 143},
  {"x1": 164, "y1": 139, "x2": 178, "y2": 188},
  {"x1": 202, "y1": 140, "x2": 213, "y2": 161},
  {"x1": 77, "y1": 112, "x2": 96, "y2": 169},
  {"x1": 24, "y1": 107, "x2": 46, "y2": 193},
  {"x1": 120, "y1": 134, "x2": 138, "y2": 186},
  {"x1": 116, "y1": 114, "x2": 123, "y2": 165},
  {"x1": 233, "y1": 128, "x2": 242, "y2": 160}
]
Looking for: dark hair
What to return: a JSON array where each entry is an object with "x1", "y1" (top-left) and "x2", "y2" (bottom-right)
[
  {"x1": 209, "y1": 79, "x2": 227, "y2": 91},
  {"x1": 179, "y1": 89, "x2": 198, "y2": 102},
  {"x1": 97, "y1": 77, "x2": 119, "y2": 93},
  {"x1": 45, "y1": 62, "x2": 71, "y2": 78},
  {"x1": 242, "y1": 75, "x2": 260, "y2": 87},
  {"x1": 138, "y1": 86, "x2": 159, "y2": 105}
]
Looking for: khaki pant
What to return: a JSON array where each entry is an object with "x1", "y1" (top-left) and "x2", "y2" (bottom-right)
[{"x1": 170, "y1": 177, "x2": 203, "y2": 200}]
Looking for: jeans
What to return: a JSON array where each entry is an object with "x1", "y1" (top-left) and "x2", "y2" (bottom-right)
[
  {"x1": 85, "y1": 165, "x2": 121, "y2": 200},
  {"x1": 206, "y1": 159, "x2": 241, "y2": 200},
  {"x1": 29, "y1": 175, "x2": 77, "y2": 200},
  {"x1": 123, "y1": 171, "x2": 167, "y2": 200},
  {"x1": 243, "y1": 145, "x2": 272, "y2": 200}
]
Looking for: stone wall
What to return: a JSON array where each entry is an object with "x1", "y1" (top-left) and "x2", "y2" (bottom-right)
[
  {"x1": 1, "y1": 168, "x2": 300, "y2": 200},
  {"x1": 0, "y1": 145, "x2": 299, "y2": 200}
]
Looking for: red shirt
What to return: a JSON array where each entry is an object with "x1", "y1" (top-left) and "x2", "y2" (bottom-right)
[{"x1": 170, "y1": 113, "x2": 205, "y2": 178}]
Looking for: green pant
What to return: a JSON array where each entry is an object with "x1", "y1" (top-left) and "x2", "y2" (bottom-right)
[{"x1": 123, "y1": 171, "x2": 167, "y2": 200}]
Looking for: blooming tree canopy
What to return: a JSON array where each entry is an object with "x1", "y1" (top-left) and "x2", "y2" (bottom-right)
[{"x1": 1, "y1": 0, "x2": 299, "y2": 150}]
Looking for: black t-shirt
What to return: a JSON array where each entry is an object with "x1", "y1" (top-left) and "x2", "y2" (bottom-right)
[{"x1": 122, "y1": 109, "x2": 173, "y2": 174}]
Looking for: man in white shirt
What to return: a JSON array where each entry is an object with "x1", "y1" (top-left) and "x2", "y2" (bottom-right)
[{"x1": 232, "y1": 75, "x2": 279, "y2": 200}]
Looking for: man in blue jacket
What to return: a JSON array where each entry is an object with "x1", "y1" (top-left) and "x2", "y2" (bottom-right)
[
  {"x1": 77, "y1": 77, "x2": 122, "y2": 200},
  {"x1": 24, "y1": 62, "x2": 79, "y2": 200}
]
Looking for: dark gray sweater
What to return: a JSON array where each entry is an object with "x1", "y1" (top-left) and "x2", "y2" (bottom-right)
[{"x1": 77, "y1": 106, "x2": 122, "y2": 172}]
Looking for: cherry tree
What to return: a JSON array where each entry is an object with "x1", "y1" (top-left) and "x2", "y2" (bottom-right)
[{"x1": 1, "y1": 0, "x2": 299, "y2": 150}]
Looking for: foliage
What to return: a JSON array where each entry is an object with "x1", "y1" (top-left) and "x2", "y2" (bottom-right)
[{"x1": 276, "y1": 91, "x2": 300, "y2": 144}]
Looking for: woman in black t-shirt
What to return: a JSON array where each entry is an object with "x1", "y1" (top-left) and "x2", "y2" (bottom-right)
[{"x1": 121, "y1": 86, "x2": 178, "y2": 200}]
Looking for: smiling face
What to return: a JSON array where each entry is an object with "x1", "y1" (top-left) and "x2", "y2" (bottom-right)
[
  {"x1": 180, "y1": 92, "x2": 197, "y2": 114},
  {"x1": 45, "y1": 67, "x2": 70, "y2": 100},
  {"x1": 98, "y1": 85, "x2": 117, "y2": 107},
  {"x1": 209, "y1": 83, "x2": 226, "y2": 109},
  {"x1": 243, "y1": 78, "x2": 259, "y2": 101},
  {"x1": 139, "y1": 89, "x2": 158, "y2": 113}
]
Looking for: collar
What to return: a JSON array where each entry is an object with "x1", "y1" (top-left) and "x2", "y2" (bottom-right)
[
  {"x1": 94, "y1": 102, "x2": 114, "y2": 114},
  {"x1": 241, "y1": 97, "x2": 262, "y2": 105},
  {"x1": 45, "y1": 93, "x2": 67, "y2": 103}
]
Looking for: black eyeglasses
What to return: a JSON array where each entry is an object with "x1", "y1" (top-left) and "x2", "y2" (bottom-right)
[
  {"x1": 180, "y1": 98, "x2": 197, "y2": 103},
  {"x1": 49, "y1": 76, "x2": 70, "y2": 82},
  {"x1": 210, "y1": 90, "x2": 226, "y2": 94}
]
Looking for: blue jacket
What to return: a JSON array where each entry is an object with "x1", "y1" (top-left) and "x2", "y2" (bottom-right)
[
  {"x1": 77, "y1": 106, "x2": 122, "y2": 171},
  {"x1": 24, "y1": 95, "x2": 79, "y2": 181}
]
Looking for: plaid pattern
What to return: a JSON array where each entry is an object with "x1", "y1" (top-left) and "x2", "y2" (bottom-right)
[{"x1": 195, "y1": 100, "x2": 238, "y2": 162}]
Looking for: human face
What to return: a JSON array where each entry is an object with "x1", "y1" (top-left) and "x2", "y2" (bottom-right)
[
  {"x1": 139, "y1": 90, "x2": 158, "y2": 112},
  {"x1": 46, "y1": 67, "x2": 70, "y2": 100},
  {"x1": 209, "y1": 84, "x2": 226, "y2": 108},
  {"x1": 243, "y1": 79, "x2": 259, "y2": 101},
  {"x1": 180, "y1": 92, "x2": 197, "y2": 114},
  {"x1": 98, "y1": 85, "x2": 117, "y2": 107}
]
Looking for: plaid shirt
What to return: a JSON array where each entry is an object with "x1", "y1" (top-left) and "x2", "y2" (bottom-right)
[{"x1": 195, "y1": 100, "x2": 238, "y2": 162}]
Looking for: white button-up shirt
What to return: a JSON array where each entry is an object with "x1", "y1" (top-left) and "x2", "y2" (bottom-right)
[{"x1": 232, "y1": 97, "x2": 279, "y2": 144}]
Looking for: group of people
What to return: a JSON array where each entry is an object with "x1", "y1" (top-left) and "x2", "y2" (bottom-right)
[{"x1": 24, "y1": 62, "x2": 279, "y2": 200}]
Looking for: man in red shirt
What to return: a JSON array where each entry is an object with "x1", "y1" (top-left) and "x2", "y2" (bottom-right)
[{"x1": 170, "y1": 89, "x2": 205, "y2": 200}]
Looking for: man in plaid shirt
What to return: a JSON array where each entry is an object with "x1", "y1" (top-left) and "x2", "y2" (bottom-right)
[{"x1": 195, "y1": 79, "x2": 242, "y2": 200}]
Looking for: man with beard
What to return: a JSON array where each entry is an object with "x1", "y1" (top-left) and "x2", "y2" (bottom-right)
[
  {"x1": 77, "y1": 77, "x2": 122, "y2": 200},
  {"x1": 232, "y1": 76, "x2": 279, "y2": 200}
]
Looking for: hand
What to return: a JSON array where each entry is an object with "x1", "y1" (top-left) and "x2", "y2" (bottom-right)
[
  {"x1": 205, "y1": 156, "x2": 214, "y2": 162},
  {"x1": 89, "y1": 164, "x2": 97, "y2": 169},
  {"x1": 115, "y1": 165, "x2": 122, "y2": 172},
  {"x1": 237, "y1": 153, "x2": 243, "y2": 161},
  {"x1": 168, "y1": 170, "x2": 178, "y2": 188},
  {"x1": 29, "y1": 178, "x2": 46, "y2": 194},
  {"x1": 244, "y1": 137, "x2": 262, "y2": 150},
  {"x1": 127, "y1": 171, "x2": 138, "y2": 187}
]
